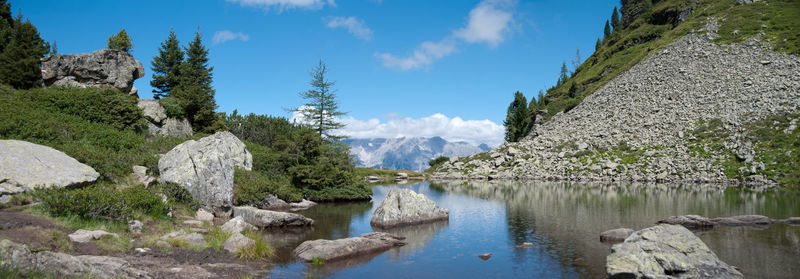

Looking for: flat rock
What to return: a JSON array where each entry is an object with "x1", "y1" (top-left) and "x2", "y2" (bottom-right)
[
  {"x1": 656, "y1": 214, "x2": 714, "y2": 229},
  {"x1": 221, "y1": 216, "x2": 257, "y2": 234},
  {"x1": 293, "y1": 232, "x2": 406, "y2": 262},
  {"x1": 68, "y1": 229, "x2": 118, "y2": 243},
  {"x1": 784, "y1": 217, "x2": 800, "y2": 225},
  {"x1": 289, "y1": 199, "x2": 318, "y2": 211},
  {"x1": 233, "y1": 206, "x2": 313, "y2": 228},
  {"x1": 710, "y1": 215, "x2": 773, "y2": 226},
  {"x1": 0, "y1": 239, "x2": 150, "y2": 278},
  {"x1": 223, "y1": 232, "x2": 254, "y2": 254},
  {"x1": 195, "y1": 208, "x2": 215, "y2": 221},
  {"x1": 0, "y1": 140, "x2": 99, "y2": 197},
  {"x1": 606, "y1": 224, "x2": 743, "y2": 279},
  {"x1": 370, "y1": 188, "x2": 449, "y2": 228},
  {"x1": 158, "y1": 132, "x2": 252, "y2": 216},
  {"x1": 600, "y1": 228, "x2": 634, "y2": 243}
]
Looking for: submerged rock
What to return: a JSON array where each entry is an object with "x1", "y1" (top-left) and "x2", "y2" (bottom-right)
[
  {"x1": 0, "y1": 140, "x2": 99, "y2": 199},
  {"x1": 606, "y1": 224, "x2": 742, "y2": 279},
  {"x1": 656, "y1": 215, "x2": 714, "y2": 229},
  {"x1": 289, "y1": 199, "x2": 318, "y2": 211},
  {"x1": 478, "y1": 253, "x2": 493, "y2": 260},
  {"x1": 600, "y1": 228, "x2": 634, "y2": 243},
  {"x1": 710, "y1": 215, "x2": 773, "y2": 226},
  {"x1": 233, "y1": 206, "x2": 313, "y2": 228},
  {"x1": 293, "y1": 232, "x2": 406, "y2": 262},
  {"x1": 158, "y1": 132, "x2": 252, "y2": 216},
  {"x1": 0, "y1": 239, "x2": 150, "y2": 278},
  {"x1": 370, "y1": 188, "x2": 449, "y2": 228}
]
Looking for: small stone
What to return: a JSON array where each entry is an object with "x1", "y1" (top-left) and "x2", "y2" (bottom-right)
[
  {"x1": 68, "y1": 229, "x2": 119, "y2": 243},
  {"x1": 183, "y1": 220, "x2": 203, "y2": 226},
  {"x1": 478, "y1": 253, "x2": 492, "y2": 260},
  {"x1": 128, "y1": 220, "x2": 144, "y2": 234},
  {"x1": 155, "y1": 240, "x2": 172, "y2": 248},
  {"x1": 134, "y1": 247, "x2": 151, "y2": 254},
  {"x1": 514, "y1": 242, "x2": 534, "y2": 249},
  {"x1": 196, "y1": 208, "x2": 215, "y2": 221}
]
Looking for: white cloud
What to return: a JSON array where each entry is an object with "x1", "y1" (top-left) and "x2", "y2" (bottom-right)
[
  {"x1": 377, "y1": 0, "x2": 516, "y2": 71},
  {"x1": 292, "y1": 109, "x2": 503, "y2": 146},
  {"x1": 454, "y1": 0, "x2": 514, "y2": 47},
  {"x1": 226, "y1": 0, "x2": 334, "y2": 11},
  {"x1": 326, "y1": 16, "x2": 373, "y2": 40},
  {"x1": 212, "y1": 31, "x2": 250, "y2": 45},
  {"x1": 377, "y1": 39, "x2": 456, "y2": 70}
]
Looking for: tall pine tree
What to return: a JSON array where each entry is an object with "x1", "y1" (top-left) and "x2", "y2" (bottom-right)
[
  {"x1": 173, "y1": 30, "x2": 217, "y2": 132},
  {"x1": 557, "y1": 61, "x2": 569, "y2": 86},
  {"x1": 611, "y1": 6, "x2": 620, "y2": 30},
  {"x1": 296, "y1": 60, "x2": 346, "y2": 140},
  {"x1": 503, "y1": 91, "x2": 530, "y2": 143},
  {"x1": 0, "y1": 12, "x2": 49, "y2": 89},
  {"x1": 603, "y1": 20, "x2": 611, "y2": 41},
  {"x1": 150, "y1": 29, "x2": 184, "y2": 99}
]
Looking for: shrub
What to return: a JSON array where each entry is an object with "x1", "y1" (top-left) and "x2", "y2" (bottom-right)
[
  {"x1": 34, "y1": 184, "x2": 169, "y2": 223},
  {"x1": 159, "y1": 96, "x2": 184, "y2": 118},
  {"x1": 236, "y1": 229, "x2": 274, "y2": 260},
  {"x1": 156, "y1": 182, "x2": 201, "y2": 210},
  {"x1": 428, "y1": 156, "x2": 449, "y2": 168},
  {"x1": 234, "y1": 168, "x2": 302, "y2": 204}
]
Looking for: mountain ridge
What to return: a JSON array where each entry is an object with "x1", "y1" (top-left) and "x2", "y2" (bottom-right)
[{"x1": 343, "y1": 136, "x2": 491, "y2": 172}]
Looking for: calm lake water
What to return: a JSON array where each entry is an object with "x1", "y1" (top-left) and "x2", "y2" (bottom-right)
[{"x1": 263, "y1": 181, "x2": 800, "y2": 278}]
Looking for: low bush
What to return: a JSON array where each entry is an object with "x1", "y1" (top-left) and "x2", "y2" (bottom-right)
[
  {"x1": 159, "y1": 96, "x2": 184, "y2": 118},
  {"x1": 233, "y1": 168, "x2": 302, "y2": 204},
  {"x1": 34, "y1": 184, "x2": 169, "y2": 223},
  {"x1": 428, "y1": 156, "x2": 449, "y2": 168}
]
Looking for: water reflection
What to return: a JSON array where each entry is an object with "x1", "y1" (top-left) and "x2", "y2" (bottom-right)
[
  {"x1": 433, "y1": 180, "x2": 800, "y2": 278},
  {"x1": 376, "y1": 220, "x2": 449, "y2": 259}
]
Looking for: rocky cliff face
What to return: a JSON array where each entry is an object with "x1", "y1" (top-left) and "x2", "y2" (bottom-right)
[
  {"x1": 433, "y1": 22, "x2": 799, "y2": 185},
  {"x1": 41, "y1": 49, "x2": 144, "y2": 97}
]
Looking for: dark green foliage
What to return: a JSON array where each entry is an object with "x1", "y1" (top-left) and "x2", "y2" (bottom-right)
[
  {"x1": 714, "y1": 0, "x2": 800, "y2": 56},
  {"x1": 296, "y1": 60, "x2": 346, "y2": 140},
  {"x1": 0, "y1": 13, "x2": 49, "y2": 89},
  {"x1": 429, "y1": 156, "x2": 449, "y2": 168},
  {"x1": 107, "y1": 29, "x2": 132, "y2": 53},
  {"x1": 174, "y1": 31, "x2": 217, "y2": 132},
  {"x1": 0, "y1": 85, "x2": 191, "y2": 180},
  {"x1": 302, "y1": 182, "x2": 371, "y2": 202},
  {"x1": 34, "y1": 184, "x2": 169, "y2": 222},
  {"x1": 225, "y1": 110, "x2": 296, "y2": 148},
  {"x1": 604, "y1": 20, "x2": 612, "y2": 40},
  {"x1": 568, "y1": 81, "x2": 579, "y2": 98},
  {"x1": 503, "y1": 91, "x2": 530, "y2": 142},
  {"x1": 611, "y1": 6, "x2": 621, "y2": 30},
  {"x1": 158, "y1": 96, "x2": 184, "y2": 118},
  {"x1": 557, "y1": 61, "x2": 569, "y2": 86},
  {"x1": 234, "y1": 168, "x2": 302, "y2": 205},
  {"x1": 596, "y1": 37, "x2": 602, "y2": 51},
  {"x1": 150, "y1": 29, "x2": 184, "y2": 99},
  {"x1": 157, "y1": 182, "x2": 201, "y2": 209}
]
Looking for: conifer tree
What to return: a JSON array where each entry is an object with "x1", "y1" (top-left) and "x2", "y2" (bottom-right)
[
  {"x1": 568, "y1": 81, "x2": 579, "y2": 98},
  {"x1": 611, "y1": 6, "x2": 620, "y2": 30},
  {"x1": 49, "y1": 40, "x2": 57, "y2": 56},
  {"x1": 0, "y1": 13, "x2": 49, "y2": 89},
  {"x1": 150, "y1": 29, "x2": 184, "y2": 99},
  {"x1": 107, "y1": 29, "x2": 132, "y2": 53},
  {"x1": 173, "y1": 30, "x2": 217, "y2": 132},
  {"x1": 557, "y1": 61, "x2": 569, "y2": 86},
  {"x1": 296, "y1": 60, "x2": 346, "y2": 140},
  {"x1": 596, "y1": 38, "x2": 602, "y2": 51},
  {"x1": 0, "y1": 0, "x2": 12, "y2": 53},
  {"x1": 604, "y1": 20, "x2": 611, "y2": 41},
  {"x1": 504, "y1": 91, "x2": 530, "y2": 142}
]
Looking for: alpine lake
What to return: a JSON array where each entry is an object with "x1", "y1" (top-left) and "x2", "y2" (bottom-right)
[{"x1": 260, "y1": 181, "x2": 800, "y2": 278}]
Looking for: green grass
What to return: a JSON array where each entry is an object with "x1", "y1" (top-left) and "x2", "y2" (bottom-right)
[
  {"x1": 206, "y1": 226, "x2": 232, "y2": 252},
  {"x1": 311, "y1": 256, "x2": 326, "y2": 266},
  {"x1": 236, "y1": 229, "x2": 274, "y2": 261}
]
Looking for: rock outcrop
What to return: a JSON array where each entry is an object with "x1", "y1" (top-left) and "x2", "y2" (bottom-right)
[
  {"x1": 41, "y1": 49, "x2": 144, "y2": 97},
  {"x1": 0, "y1": 239, "x2": 150, "y2": 279},
  {"x1": 599, "y1": 228, "x2": 634, "y2": 243},
  {"x1": 0, "y1": 140, "x2": 99, "y2": 201},
  {"x1": 137, "y1": 99, "x2": 192, "y2": 138},
  {"x1": 606, "y1": 224, "x2": 743, "y2": 278},
  {"x1": 370, "y1": 188, "x2": 449, "y2": 228},
  {"x1": 233, "y1": 206, "x2": 314, "y2": 228},
  {"x1": 433, "y1": 23, "x2": 800, "y2": 185},
  {"x1": 158, "y1": 132, "x2": 252, "y2": 216},
  {"x1": 293, "y1": 232, "x2": 406, "y2": 262},
  {"x1": 658, "y1": 214, "x2": 784, "y2": 228}
]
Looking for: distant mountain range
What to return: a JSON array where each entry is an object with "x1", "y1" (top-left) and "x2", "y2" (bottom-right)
[{"x1": 343, "y1": 137, "x2": 491, "y2": 172}]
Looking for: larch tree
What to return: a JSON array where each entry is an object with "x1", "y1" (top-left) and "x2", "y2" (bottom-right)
[
  {"x1": 107, "y1": 29, "x2": 132, "y2": 53},
  {"x1": 296, "y1": 60, "x2": 346, "y2": 140},
  {"x1": 150, "y1": 29, "x2": 184, "y2": 99}
]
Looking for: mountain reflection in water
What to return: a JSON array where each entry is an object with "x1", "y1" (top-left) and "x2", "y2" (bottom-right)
[{"x1": 265, "y1": 181, "x2": 800, "y2": 279}]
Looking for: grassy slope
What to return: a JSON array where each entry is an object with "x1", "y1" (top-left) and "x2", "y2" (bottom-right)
[{"x1": 538, "y1": 0, "x2": 799, "y2": 121}]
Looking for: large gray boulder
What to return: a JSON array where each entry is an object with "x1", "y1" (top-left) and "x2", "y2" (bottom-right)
[
  {"x1": 233, "y1": 206, "x2": 313, "y2": 228},
  {"x1": 293, "y1": 232, "x2": 406, "y2": 262},
  {"x1": 606, "y1": 224, "x2": 743, "y2": 279},
  {"x1": 41, "y1": 49, "x2": 144, "y2": 97},
  {"x1": 370, "y1": 188, "x2": 449, "y2": 228},
  {"x1": 0, "y1": 140, "x2": 99, "y2": 199},
  {"x1": 0, "y1": 239, "x2": 150, "y2": 279},
  {"x1": 158, "y1": 132, "x2": 252, "y2": 216},
  {"x1": 137, "y1": 99, "x2": 192, "y2": 138}
]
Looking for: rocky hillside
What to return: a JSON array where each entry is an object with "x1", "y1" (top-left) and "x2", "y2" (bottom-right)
[
  {"x1": 344, "y1": 137, "x2": 490, "y2": 172},
  {"x1": 432, "y1": 16, "x2": 799, "y2": 185}
]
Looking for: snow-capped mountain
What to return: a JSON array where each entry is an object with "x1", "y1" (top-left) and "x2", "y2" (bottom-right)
[{"x1": 343, "y1": 137, "x2": 491, "y2": 172}]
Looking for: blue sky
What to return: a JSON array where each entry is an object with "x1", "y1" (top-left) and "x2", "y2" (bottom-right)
[{"x1": 16, "y1": 0, "x2": 617, "y2": 146}]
